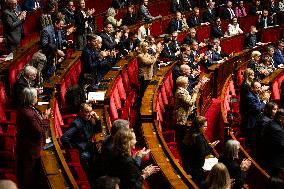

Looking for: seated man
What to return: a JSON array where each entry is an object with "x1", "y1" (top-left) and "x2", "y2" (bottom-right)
[
  {"x1": 256, "y1": 9, "x2": 276, "y2": 29},
  {"x1": 273, "y1": 40, "x2": 284, "y2": 68},
  {"x1": 167, "y1": 12, "x2": 183, "y2": 34},
  {"x1": 223, "y1": 1, "x2": 235, "y2": 20},
  {"x1": 137, "y1": 20, "x2": 151, "y2": 42},
  {"x1": 100, "y1": 22, "x2": 117, "y2": 50},
  {"x1": 61, "y1": 103, "x2": 101, "y2": 181},
  {"x1": 183, "y1": 28, "x2": 206, "y2": 47},
  {"x1": 244, "y1": 25, "x2": 264, "y2": 49},
  {"x1": 204, "y1": 43, "x2": 226, "y2": 67},
  {"x1": 187, "y1": 7, "x2": 209, "y2": 27},
  {"x1": 139, "y1": 0, "x2": 161, "y2": 21},
  {"x1": 210, "y1": 17, "x2": 224, "y2": 39},
  {"x1": 202, "y1": 1, "x2": 216, "y2": 24},
  {"x1": 160, "y1": 36, "x2": 178, "y2": 60}
]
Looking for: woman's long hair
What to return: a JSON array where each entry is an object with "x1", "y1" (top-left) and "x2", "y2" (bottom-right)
[
  {"x1": 203, "y1": 163, "x2": 231, "y2": 189},
  {"x1": 112, "y1": 128, "x2": 134, "y2": 157},
  {"x1": 183, "y1": 116, "x2": 207, "y2": 145}
]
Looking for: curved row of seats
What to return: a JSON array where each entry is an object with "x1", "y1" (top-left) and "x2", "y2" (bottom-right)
[{"x1": 220, "y1": 75, "x2": 271, "y2": 189}]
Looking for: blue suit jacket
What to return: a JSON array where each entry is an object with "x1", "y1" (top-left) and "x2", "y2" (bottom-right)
[
  {"x1": 273, "y1": 48, "x2": 284, "y2": 67},
  {"x1": 21, "y1": 0, "x2": 42, "y2": 11},
  {"x1": 41, "y1": 25, "x2": 66, "y2": 51},
  {"x1": 81, "y1": 45, "x2": 114, "y2": 84},
  {"x1": 244, "y1": 91, "x2": 265, "y2": 129}
]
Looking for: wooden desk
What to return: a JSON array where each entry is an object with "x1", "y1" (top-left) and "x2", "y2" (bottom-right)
[{"x1": 261, "y1": 68, "x2": 284, "y2": 86}]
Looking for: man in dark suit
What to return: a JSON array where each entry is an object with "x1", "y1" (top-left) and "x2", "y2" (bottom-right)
[
  {"x1": 111, "y1": 0, "x2": 128, "y2": 9},
  {"x1": 256, "y1": 9, "x2": 275, "y2": 29},
  {"x1": 243, "y1": 81, "x2": 265, "y2": 145},
  {"x1": 21, "y1": 0, "x2": 41, "y2": 11},
  {"x1": 204, "y1": 44, "x2": 224, "y2": 67},
  {"x1": 244, "y1": 26, "x2": 258, "y2": 49},
  {"x1": 122, "y1": 4, "x2": 137, "y2": 26},
  {"x1": 187, "y1": 7, "x2": 203, "y2": 27},
  {"x1": 74, "y1": 0, "x2": 95, "y2": 50},
  {"x1": 12, "y1": 65, "x2": 38, "y2": 108},
  {"x1": 3, "y1": 0, "x2": 26, "y2": 53},
  {"x1": 210, "y1": 17, "x2": 224, "y2": 39},
  {"x1": 100, "y1": 22, "x2": 117, "y2": 50},
  {"x1": 81, "y1": 34, "x2": 115, "y2": 87},
  {"x1": 61, "y1": 0, "x2": 75, "y2": 25},
  {"x1": 171, "y1": 0, "x2": 183, "y2": 13},
  {"x1": 167, "y1": 12, "x2": 183, "y2": 34},
  {"x1": 202, "y1": 1, "x2": 216, "y2": 24},
  {"x1": 41, "y1": 14, "x2": 67, "y2": 52},
  {"x1": 273, "y1": 40, "x2": 284, "y2": 68},
  {"x1": 250, "y1": 0, "x2": 263, "y2": 15},
  {"x1": 181, "y1": 0, "x2": 195, "y2": 11},
  {"x1": 160, "y1": 36, "x2": 177, "y2": 60},
  {"x1": 223, "y1": 1, "x2": 235, "y2": 20},
  {"x1": 61, "y1": 103, "x2": 101, "y2": 182},
  {"x1": 262, "y1": 109, "x2": 284, "y2": 175}
]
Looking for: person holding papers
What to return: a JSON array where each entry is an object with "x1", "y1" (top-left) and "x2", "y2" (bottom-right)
[{"x1": 181, "y1": 116, "x2": 219, "y2": 186}]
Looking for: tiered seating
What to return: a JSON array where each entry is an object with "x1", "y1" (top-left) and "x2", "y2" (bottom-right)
[
  {"x1": 0, "y1": 81, "x2": 17, "y2": 183},
  {"x1": 104, "y1": 54, "x2": 139, "y2": 127},
  {"x1": 0, "y1": 39, "x2": 39, "y2": 95},
  {"x1": 264, "y1": 69, "x2": 284, "y2": 102},
  {"x1": 51, "y1": 99, "x2": 90, "y2": 189},
  {"x1": 140, "y1": 64, "x2": 199, "y2": 189}
]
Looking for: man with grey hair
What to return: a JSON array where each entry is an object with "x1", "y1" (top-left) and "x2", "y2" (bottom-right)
[
  {"x1": 12, "y1": 65, "x2": 38, "y2": 107},
  {"x1": 81, "y1": 33, "x2": 116, "y2": 88}
]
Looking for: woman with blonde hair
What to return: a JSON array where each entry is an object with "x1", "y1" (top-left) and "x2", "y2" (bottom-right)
[
  {"x1": 106, "y1": 7, "x2": 122, "y2": 31},
  {"x1": 107, "y1": 128, "x2": 160, "y2": 189},
  {"x1": 201, "y1": 163, "x2": 231, "y2": 189}
]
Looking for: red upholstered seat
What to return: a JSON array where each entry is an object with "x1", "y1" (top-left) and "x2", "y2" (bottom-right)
[
  {"x1": 69, "y1": 166, "x2": 89, "y2": 181},
  {"x1": 196, "y1": 25, "x2": 211, "y2": 42},
  {"x1": 161, "y1": 17, "x2": 171, "y2": 33},
  {"x1": 127, "y1": 58, "x2": 139, "y2": 88},
  {"x1": 95, "y1": 15, "x2": 105, "y2": 33},
  {"x1": 109, "y1": 95, "x2": 119, "y2": 120},
  {"x1": 148, "y1": 3, "x2": 158, "y2": 16},
  {"x1": 158, "y1": 1, "x2": 171, "y2": 16},
  {"x1": 121, "y1": 69, "x2": 131, "y2": 92},
  {"x1": 150, "y1": 19, "x2": 162, "y2": 37},
  {"x1": 116, "y1": 75, "x2": 127, "y2": 101},
  {"x1": 239, "y1": 15, "x2": 258, "y2": 33}
]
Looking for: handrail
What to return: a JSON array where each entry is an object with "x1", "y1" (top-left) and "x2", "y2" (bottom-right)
[{"x1": 141, "y1": 64, "x2": 199, "y2": 188}]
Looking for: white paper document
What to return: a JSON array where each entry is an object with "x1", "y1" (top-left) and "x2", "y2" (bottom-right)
[
  {"x1": 88, "y1": 91, "x2": 106, "y2": 101},
  {"x1": 203, "y1": 157, "x2": 219, "y2": 171}
]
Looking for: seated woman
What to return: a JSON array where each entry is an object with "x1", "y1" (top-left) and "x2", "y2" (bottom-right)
[
  {"x1": 256, "y1": 55, "x2": 274, "y2": 79},
  {"x1": 107, "y1": 127, "x2": 160, "y2": 189},
  {"x1": 247, "y1": 51, "x2": 265, "y2": 79},
  {"x1": 219, "y1": 140, "x2": 251, "y2": 189},
  {"x1": 181, "y1": 116, "x2": 219, "y2": 186},
  {"x1": 105, "y1": 7, "x2": 122, "y2": 32},
  {"x1": 201, "y1": 163, "x2": 231, "y2": 189},
  {"x1": 235, "y1": 1, "x2": 247, "y2": 18},
  {"x1": 226, "y1": 17, "x2": 243, "y2": 37}
]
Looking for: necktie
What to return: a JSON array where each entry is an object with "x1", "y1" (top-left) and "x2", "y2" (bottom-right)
[
  {"x1": 108, "y1": 34, "x2": 113, "y2": 43},
  {"x1": 177, "y1": 21, "x2": 179, "y2": 30}
]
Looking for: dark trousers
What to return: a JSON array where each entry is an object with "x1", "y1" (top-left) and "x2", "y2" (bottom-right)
[{"x1": 17, "y1": 157, "x2": 41, "y2": 189}]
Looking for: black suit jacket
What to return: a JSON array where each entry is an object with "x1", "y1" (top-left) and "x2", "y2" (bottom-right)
[
  {"x1": 171, "y1": 0, "x2": 183, "y2": 13},
  {"x1": 122, "y1": 13, "x2": 137, "y2": 26},
  {"x1": 262, "y1": 120, "x2": 284, "y2": 170},
  {"x1": 245, "y1": 33, "x2": 257, "y2": 49},
  {"x1": 257, "y1": 17, "x2": 274, "y2": 29},
  {"x1": 187, "y1": 16, "x2": 202, "y2": 27},
  {"x1": 74, "y1": 9, "x2": 93, "y2": 35},
  {"x1": 107, "y1": 155, "x2": 144, "y2": 189},
  {"x1": 250, "y1": 5, "x2": 263, "y2": 15},
  {"x1": 202, "y1": 9, "x2": 216, "y2": 24},
  {"x1": 100, "y1": 32, "x2": 117, "y2": 50},
  {"x1": 181, "y1": 0, "x2": 195, "y2": 10},
  {"x1": 61, "y1": 117, "x2": 99, "y2": 151},
  {"x1": 210, "y1": 25, "x2": 224, "y2": 39},
  {"x1": 12, "y1": 76, "x2": 33, "y2": 107},
  {"x1": 167, "y1": 19, "x2": 182, "y2": 34},
  {"x1": 223, "y1": 8, "x2": 235, "y2": 20}
]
